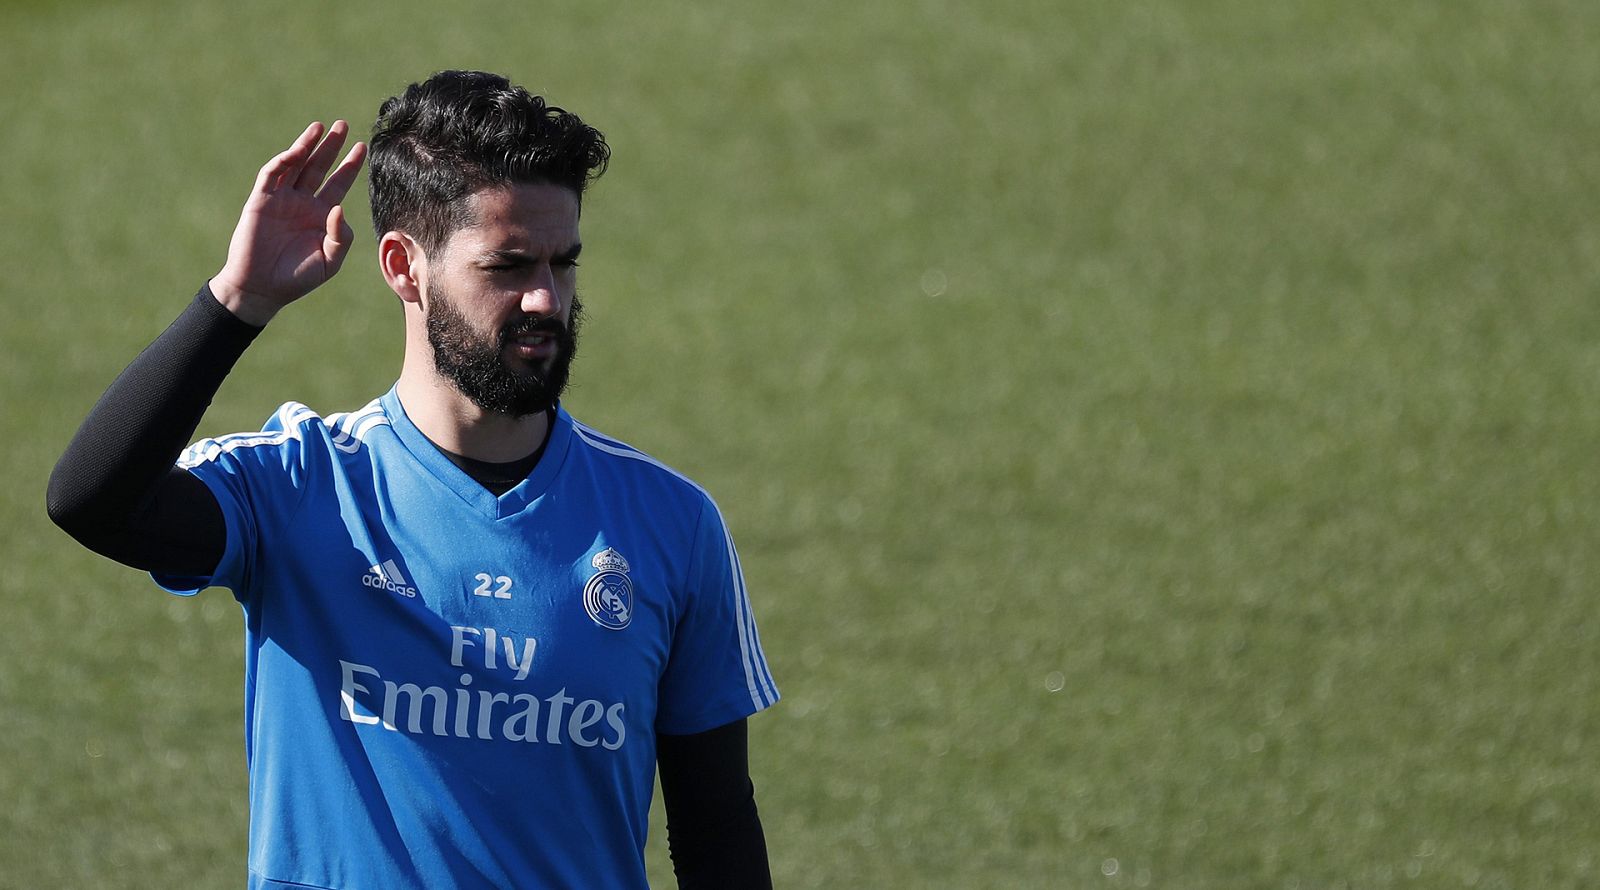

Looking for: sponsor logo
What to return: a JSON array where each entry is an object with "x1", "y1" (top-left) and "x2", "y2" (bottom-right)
[
  {"x1": 362, "y1": 559, "x2": 418, "y2": 598},
  {"x1": 338, "y1": 626, "x2": 623, "y2": 748},
  {"x1": 583, "y1": 548, "x2": 633, "y2": 630},
  {"x1": 338, "y1": 659, "x2": 626, "y2": 749}
]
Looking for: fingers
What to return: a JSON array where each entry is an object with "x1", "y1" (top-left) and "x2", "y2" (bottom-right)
[
  {"x1": 251, "y1": 120, "x2": 365, "y2": 197},
  {"x1": 296, "y1": 120, "x2": 350, "y2": 192},
  {"x1": 255, "y1": 121, "x2": 325, "y2": 193},
  {"x1": 315, "y1": 139, "x2": 368, "y2": 205}
]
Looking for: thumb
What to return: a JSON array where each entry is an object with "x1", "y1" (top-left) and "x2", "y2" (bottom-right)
[{"x1": 323, "y1": 204, "x2": 356, "y2": 273}]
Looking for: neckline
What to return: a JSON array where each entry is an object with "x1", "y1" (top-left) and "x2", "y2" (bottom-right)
[
  {"x1": 438, "y1": 410, "x2": 554, "y2": 495},
  {"x1": 379, "y1": 386, "x2": 574, "y2": 519}
]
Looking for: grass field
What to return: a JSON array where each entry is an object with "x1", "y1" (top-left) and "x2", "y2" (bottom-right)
[{"x1": 4, "y1": 0, "x2": 1599, "y2": 887}]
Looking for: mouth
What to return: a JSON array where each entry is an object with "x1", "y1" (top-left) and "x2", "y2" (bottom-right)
[
  {"x1": 510, "y1": 332, "x2": 556, "y2": 358},
  {"x1": 500, "y1": 314, "x2": 572, "y2": 369},
  {"x1": 503, "y1": 322, "x2": 571, "y2": 368}
]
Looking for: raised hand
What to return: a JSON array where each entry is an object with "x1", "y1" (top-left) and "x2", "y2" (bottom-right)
[{"x1": 209, "y1": 121, "x2": 368, "y2": 326}]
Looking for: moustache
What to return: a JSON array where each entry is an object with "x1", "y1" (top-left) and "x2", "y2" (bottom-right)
[{"x1": 498, "y1": 315, "x2": 574, "y2": 347}]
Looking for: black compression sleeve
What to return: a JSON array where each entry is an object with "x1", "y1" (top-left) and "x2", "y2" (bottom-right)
[
  {"x1": 657, "y1": 718, "x2": 773, "y2": 889},
  {"x1": 46, "y1": 283, "x2": 262, "y2": 575}
]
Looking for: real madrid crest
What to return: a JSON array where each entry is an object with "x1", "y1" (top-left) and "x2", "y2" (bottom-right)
[{"x1": 583, "y1": 547, "x2": 634, "y2": 630}]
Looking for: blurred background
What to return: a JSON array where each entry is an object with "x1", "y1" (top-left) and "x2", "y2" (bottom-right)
[{"x1": 3, "y1": 0, "x2": 1598, "y2": 886}]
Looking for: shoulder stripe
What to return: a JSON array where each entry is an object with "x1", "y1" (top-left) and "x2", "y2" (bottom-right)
[
  {"x1": 570, "y1": 422, "x2": 698, "y2": 495},
  {"x1": 330, "y1": 399, "x2": 383, "y2": 442},
  {"x1": 331, "y1": 399, "x2": 389, "y2": 453},
  {"x1": 176, "y1": 400, "x2": 386, "y2": 467},
  {"x1": 728, "y1": 542, "x2": 777, "y2": 703},
  {"x1": 570, "y1": 423, "x2": 639, "y2": 454},
  {"x1": 336, "y1": 411, "x2": 392, "y2": 454},
  {"x1": 178, "y1": 432, "x2": 289, "y2": 467},
  {"x1": 176, "y1": 402, "x2": 320, "y2": 466},
  {"x1": 720, "y1": 515, "x2": 779, "y2": 709},
  {"x1": 571, "y1": 423, "x2": 778, "y2": 711},
  {"x1": 274, "y1": 402, "x2": 317, "y2": 429}
]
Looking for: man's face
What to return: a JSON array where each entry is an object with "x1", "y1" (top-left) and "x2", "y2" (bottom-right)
[{"x1": 421, "y1": 182, "x2": 584, "y2": 417}]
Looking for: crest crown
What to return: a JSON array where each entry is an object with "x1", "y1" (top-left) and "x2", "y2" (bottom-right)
[{"x1": 591, "y1": 547, "x2": 630, "y2": 574}]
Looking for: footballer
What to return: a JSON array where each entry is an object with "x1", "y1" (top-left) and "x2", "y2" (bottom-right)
[{"x1": 48, "y1": 70, "x2": 779, "y2": 889}]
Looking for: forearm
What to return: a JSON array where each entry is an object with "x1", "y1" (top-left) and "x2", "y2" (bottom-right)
[
  {"x1": 658, "y1": 719, "x2": 773, "y2": 889},
  {"x1": 666, "y1": 783, "x2": 771, "y2": 890},
  {"x1": 46, "y1": 283, "x2": 260, "y2": 572}
]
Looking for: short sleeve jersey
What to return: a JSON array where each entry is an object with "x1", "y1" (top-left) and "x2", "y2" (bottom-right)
[{"x1": 154, "y1": 389, "x2": 779, "y2": 890}]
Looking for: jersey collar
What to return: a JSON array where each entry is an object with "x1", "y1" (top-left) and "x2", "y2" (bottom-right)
[{"x1": 379, "y1": 386, "x2": 575, "y2": 519}]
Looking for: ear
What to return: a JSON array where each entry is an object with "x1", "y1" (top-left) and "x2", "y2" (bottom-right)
[{"x1": 378, "y1": 231, "x2": 426, "y2": 305}]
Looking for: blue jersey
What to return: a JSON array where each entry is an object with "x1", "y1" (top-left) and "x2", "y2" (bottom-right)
[{"x1": 155, "y1": 388, "x2": 779, "y2": 890}]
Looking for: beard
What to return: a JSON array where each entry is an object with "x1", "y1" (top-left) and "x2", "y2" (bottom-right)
[{"x1": 425, "y1": 286, "x2": 582, "y2": 418}]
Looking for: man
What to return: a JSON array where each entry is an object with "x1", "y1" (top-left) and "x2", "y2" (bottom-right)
[{"x1": 47, "y1": 70, "x2": 779, "y2": 889}]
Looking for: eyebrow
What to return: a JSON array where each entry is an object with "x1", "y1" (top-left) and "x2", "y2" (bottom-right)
[{"x1": 482, "y1": 243, "x2": 583, "y2": 264}]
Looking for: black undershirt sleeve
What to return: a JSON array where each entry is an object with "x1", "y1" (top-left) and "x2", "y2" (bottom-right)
[
  {"x1": 46, "y1": 284, "x2": 261, "y2": 575},
  {"x1": 657, "y1": 718, "x2": 773, "y2": 889}
]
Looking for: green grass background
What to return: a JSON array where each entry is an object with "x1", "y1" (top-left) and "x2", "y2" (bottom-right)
[{"x1": 4, "y1": 0, "x2": 1599, "y2": 887}]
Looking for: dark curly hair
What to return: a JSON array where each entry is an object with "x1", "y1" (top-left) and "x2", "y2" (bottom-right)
[{"x1": 368, "y1": 70, "x2": 610, "y2": 255}]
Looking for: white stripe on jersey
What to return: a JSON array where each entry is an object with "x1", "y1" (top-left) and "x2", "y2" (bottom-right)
[
  {"x1": 348, "y1": 411, "x2": 392, "y2": 448},
  {"x1": 177, "y1": 403, "x2": 318, "y2": 467},
  {"x1": 331, "y1": 399, "x2": 386, "y2": 452},
  {"x1": 335, "y1": 413, "x2": 392, "y2": 453},
  {"x1": 570, "y1": 422, "x2": 779, "y2": 711},
  {"x1": 178, "y1": 400, "x2": 392, "y2": 467},
  {"x1": 727, "y1": 542, "x2": 776, "y2": 700}
]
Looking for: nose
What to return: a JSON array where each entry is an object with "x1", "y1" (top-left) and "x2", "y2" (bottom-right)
[{"x1": 520, "y1": 263, "x2": 560, "y2": 317}]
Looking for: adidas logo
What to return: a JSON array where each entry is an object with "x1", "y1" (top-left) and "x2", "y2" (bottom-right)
[{"x1": 362, "y1": 559, "x2": 419, "y2": 598}]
